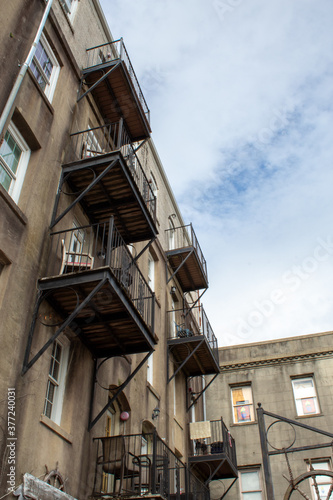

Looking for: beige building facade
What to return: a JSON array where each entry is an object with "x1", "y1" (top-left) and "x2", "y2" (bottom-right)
[
  {"x1": 206, "y1": 331, "x2": 333, "y2": 500},
  {"x1": 0, "y1": 1, "x2": 236, "y2": 499}
]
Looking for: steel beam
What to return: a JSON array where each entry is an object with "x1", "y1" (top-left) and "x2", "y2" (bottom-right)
[
  {"x1": 77, "y1": 62, "x2": 121, "y2": 102},
  {"x1": 22, "y1": 278, "x2": 108, "y2": 375},
  {"x1": 166, "y1": 248, "x2": 194, "y2": 285},
  {"x1": 257, "y1": 405, "x2": 275, "y2": 500},
  {"x1": 88, "y1": 350, "x2": 153, "y2": 430},
  {"x1": 50, "y1": 159, "x2": 118, "y2": 228},
  {"x1": 187, "y1": 373, "x2": 219, "y2": 412},
  {"x1": 168, "y1": 339, "x2": 205, "y2": 383}
]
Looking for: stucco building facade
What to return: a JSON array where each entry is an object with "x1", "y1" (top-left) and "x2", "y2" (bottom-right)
[
  {"x1": 206, "y1": 331, "x2": 333, "y2": 500},
  {"x1": 0, "y1": 1, "x2": 236, "y2": 499}
]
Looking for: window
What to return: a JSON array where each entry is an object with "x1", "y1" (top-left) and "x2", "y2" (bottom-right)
[
  {"x1": 148, "y1": 253, "x2": 155, "y2": 291},
  {"x1": 231, "y1": 385, "x2": 255, "y2": 423},
  {"x1": 147, "y1": 352, "x2": 153, "y2": 385},
  {"x1": 149, "y1": 174, "x2": 158, "y2": 215},
  {"x1": 60, "y1": 0, "x2": 79, "y2": 22},
  {"x1": 30, "y1": 33, "x2": 60, "y2": 102},
  {"x1": 82, "y1": 126, "x2": 103, "y2": 158},
  {"x1": 309, "y1": 461, "x2": 333, "y2": 500},
  {"x1": 168, "y1": 218, "x2": 176, "y2": 250},
  {"x1": 0, "y1": 122, "x2": 31, "y2": 203},
  {"x1": 291, "y1": 376, "x2": 320, "y2": 416},
  {"x1": 239, "y1": 469, "x2": 263, "y2": 499},
  {"x1": 43, "y1": 340, "x2": 69, "y2": 425}
]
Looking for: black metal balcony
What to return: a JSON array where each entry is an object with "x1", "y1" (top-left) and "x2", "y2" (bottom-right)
[
  {"x1": 80, "y1": 38, "x2": 151, "y2": 141},
  {"x1": 165, "y1": 225, "x2": 208, "y2": 292},
  {"x1": 51, "y1": 121, "x2": 157, "y2": 244},
  {"x1": 37, "y1": 218, "x2": 156, "y2": 358},
  {"x1": 167, "y1": 304, "x2": 219, "y2": 378},
  {"x1": 189, "y1": 419, "x2": 237, "y2": 490},
  {"x1": 92, "y1": 432, "x2": 210, "y2": 500}
]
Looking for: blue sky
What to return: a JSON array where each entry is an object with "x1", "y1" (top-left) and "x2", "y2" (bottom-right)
[{"x1": 99, "y1": 0, "x2": 333, "y2": 346}]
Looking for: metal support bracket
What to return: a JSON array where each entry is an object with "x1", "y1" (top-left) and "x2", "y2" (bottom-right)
[
  {"x1": 50, "y1": 159, "x2": 118, "y2": 228},
  {"x1": 77, "y1": 62, "x2": 121, "y2": 103},
  {"x1": 220, "y1": 478, "x2": 238, "y2": 499},
  {"x1": 22, "y1": 279, "x2": 108, "y2": 375},
  {"x1": 88, "y1": 350, "x2": 153, "y2": 430},
  {"x1": 186, "y1": 373, "x2": 219, "y2": 412},
  {"x1": 167, "y1": 339, "x2": 205, "y2": 383},
  {"x1": 184, "y1": 288, "x2": 207, "y2": 315},
  {"x1": 166, "y1": 249, "x2": 194, "y2": 285},
  {"x1": 133, "y1": 236, "x2": 157, "y2": 264}
]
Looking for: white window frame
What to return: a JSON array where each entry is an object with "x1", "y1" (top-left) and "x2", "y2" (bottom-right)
[
  {"x1": 308, "y1": 460, "x2": 332, "y2": 500},
  {"x1": 168, "y1": 218, "x2": 176, "y2": 250},
  {"x1": 239, "y1": 469, "x2": 263, "y2": 499},
  {"x1": 231, "y1": 385, "x2": 255, "y2": 424},
  {"x1": 30, "y1": 33, "x2": 60, "y2": 102},
  {"x1": 148, "y1": 253, "x2": 155, "y2": 292},
  {"x1": 43, "y1": 339, "x2": 69, "y2": 426},
  {"x1": 0, "y1": 122, "x2": 31, "y2": 203},
  {"x1": 147, "y1": 352, "x2": 154, "y2": 385},
  {"x1": 60, "y1": 0, "x2": 79, "y2": 22},
  {"x1": 291, "y1": 376, "x2": 320, "y2": 417}
]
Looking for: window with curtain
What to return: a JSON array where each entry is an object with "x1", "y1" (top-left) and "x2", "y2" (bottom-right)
[
  {"x1": 231, "y1": 385, "x2": 255, "y2": 423},
  {"x1": 291, "y1": 376, "x2": 320, "y2": 416}
]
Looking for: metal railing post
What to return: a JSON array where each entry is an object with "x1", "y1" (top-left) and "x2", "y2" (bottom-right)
[
  {"x1": 152, "y1": 430, "x2": 157, "y2": 493},
  {"x1": 257, "y1": 404, "x2": 275, "y2": 500},
  {"x1": 106, "y1": 217, "x2": 114, "y2": 266},
  {"x1": 117, "y1": 117, "x2": 123, "y2": 149},
  {"x1": 119, "y1": 37, "x2": 124, "y2": 60}
]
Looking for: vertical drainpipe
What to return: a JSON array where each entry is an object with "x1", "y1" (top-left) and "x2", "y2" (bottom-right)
[
  {"x1": 0, "y1": 0, "x2": 54, "y2": 137},
  {"x1": 202, "y1": 375, "x2": 207, "y2": 421}
]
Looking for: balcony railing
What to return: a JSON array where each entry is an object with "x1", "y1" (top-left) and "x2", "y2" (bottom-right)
[
  {"x1": 67, "y1": 121, "x2": 156, "y2": 222},
  {"x1": 92, "y1": 432, "x2": 210, "y2": 500},
  {"x1": 85, "y1": 38, "x2": 150, "y2": 123},
  {"x1": 46, "y1": 218, "x2": 154, "y2": 328},
  {"x1": 167, "y1": 303, "x2": 219, "y2": 366},
  {"x1": 166, "y1": 224, "x2": 207, "y2": 282},
  {"x1": 189, "y1": 419, "x2": 237, "y2": 469}
]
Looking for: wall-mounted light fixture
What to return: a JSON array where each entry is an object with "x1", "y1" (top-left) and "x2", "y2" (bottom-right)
[
  {"x1": 152, "y1": 406, "x2": 160, "y2": 420},
  {"x1": 170, "y1": 286, "x2": 178, "y2": 301}
]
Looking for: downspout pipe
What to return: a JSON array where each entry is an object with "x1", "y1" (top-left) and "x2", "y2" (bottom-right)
[{"x1": 0, "y1": 0, "x2": 54, "y2": 137}]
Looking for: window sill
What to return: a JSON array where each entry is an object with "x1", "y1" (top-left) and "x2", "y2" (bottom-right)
[
  {"x1": 230, "y1": 420, "x2": 257, "y2": 427},
  {"x1": 147, "y1": 381, "x2": 160, "y2": 401},
  {"x1": 295, "y1": 413, "x2": 323, "y2": 420},
  {"x1": 40, "y1": 414, "x2": 73, "y2": 443},
  {"x1": 173, "y1": 417, "x2": 183, "y2": 430},
  {"x1": 0, "y1": 185, "x2": 27, "y2": 225}
]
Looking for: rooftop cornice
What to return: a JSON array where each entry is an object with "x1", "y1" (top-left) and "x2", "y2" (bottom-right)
[{"x1": 220, "y1": 349, "x2": 333, "y2": 372}]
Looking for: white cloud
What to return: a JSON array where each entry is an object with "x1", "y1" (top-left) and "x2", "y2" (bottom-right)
[{"x1": 100, "y1": 0, "x2": 333, "y2": 345}]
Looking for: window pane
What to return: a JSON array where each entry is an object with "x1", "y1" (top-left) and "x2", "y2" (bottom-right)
[
  {"x1": 317, "y1": 484, "x2": 332, "y2": 499},
  {"x1": 0, "y1": 130, "x2": 22, "y2": 174},
  {"x1": 44, "y1": 400, "x2": 52, "y2": 418},
  {"x1": 30, "y1": 60, "x2": 47, "y2": 91},
  {"x1": 232, "y1": 386, "x2": 254, "y2": 422},
  {"x1": 0, "y1": 166, "x2": 12, "y2": 191},
  {"x1": 243, "y1": 493, "x2": 262, "y2": 500},
  {"x1": 242, "y1": 471, "x2": 260, "y2": 491}
]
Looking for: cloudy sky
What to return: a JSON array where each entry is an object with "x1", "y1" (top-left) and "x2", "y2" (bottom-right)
[{"x1": 100, "y1": 0, "x2": 333, "y2": 347}]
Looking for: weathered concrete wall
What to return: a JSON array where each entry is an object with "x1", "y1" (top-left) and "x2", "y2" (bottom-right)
[{"x1": 206, "y1": 331, "x2": 333, "y2": 500}]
